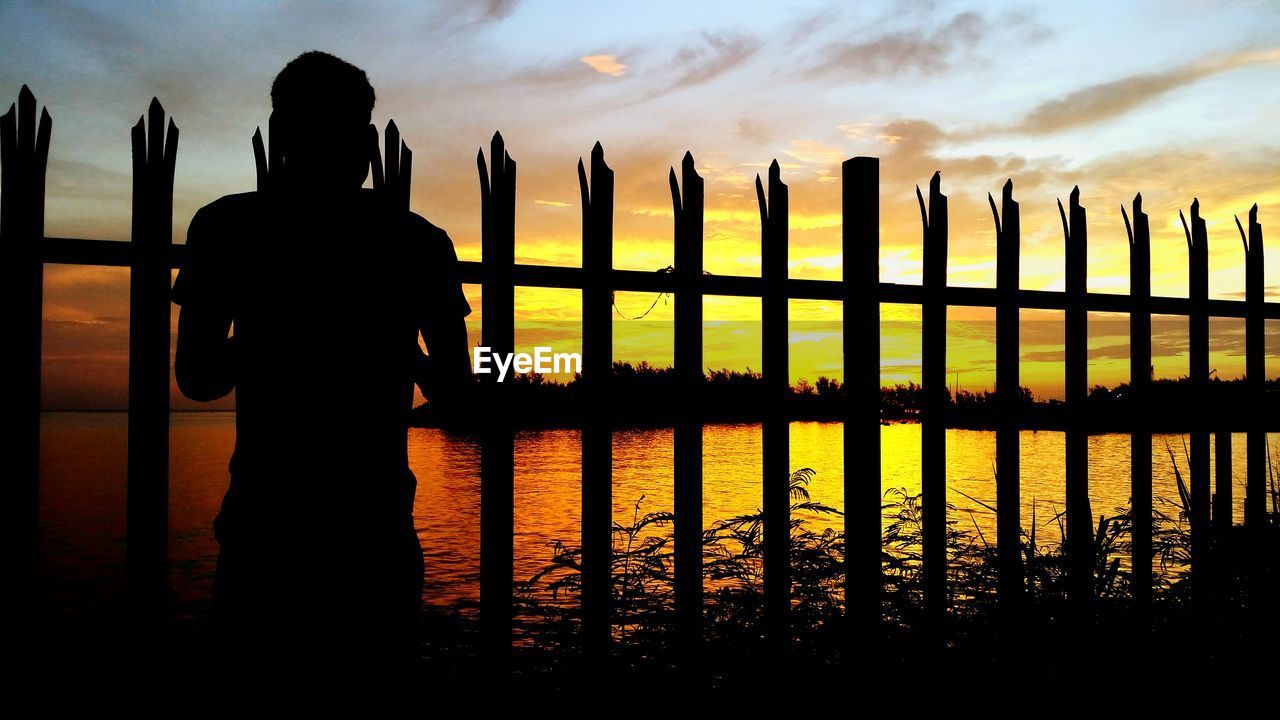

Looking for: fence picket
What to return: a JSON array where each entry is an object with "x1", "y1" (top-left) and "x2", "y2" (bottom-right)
[
  {"x1": 1125, "y1": 194, "x2": 1153, "y2": 623},
  {"x1": 1185, "y1": 200, "x2": 1210, "y2": 609},
  {"x1": 758, "y1": 160, "x2": 790, "y2": 653},
  {"x1": 127, "y1": 98, "x2": 177, "y2": 611},
  {"x1": 843, "y1": 157, "x2": 879, "y2": 649},
  {"x1": 919, "y1": 172, "x2": 948, "y2": 627},
  {"x1": 478, "y1": 132, "x2": 516, "y2": 664},
  {"x1": 0, "y1": 87, "x2": 50, "y2": 618},
  {"x1": 1061, "y1": 187, "x2": 1092, "y2": 608},
  {"x1": 579, "y1": 142, "x2": 614, "y2": 661},
  {"x1": 1243, "y1": 206, "x2": 1266, "y2": 528},
  {"x1": 672, "y1": 151, "x2": 705, "y2": 665},
  {"x1": 993, "y1": 179, "x2": 1024, "y2": 615}
]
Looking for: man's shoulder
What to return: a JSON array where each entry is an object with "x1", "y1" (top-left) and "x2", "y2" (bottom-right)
[
  {"x1": 192, "y1": 191, "x2": 264, "y2": 228},
  {"x1": 401, "y1": 210, "x2": 450, "y2": 243},
  {"x1": 397, "y1": 210, "x2": 459, "y2": 261}
]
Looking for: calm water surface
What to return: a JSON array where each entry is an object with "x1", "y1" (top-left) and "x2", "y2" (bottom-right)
[{"x1": 38, "y1": 412, "x2": 1274, "y2": 614}]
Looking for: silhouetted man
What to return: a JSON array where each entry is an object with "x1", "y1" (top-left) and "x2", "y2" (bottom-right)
[{"x1": 173, "y1": 51, "x2": 471, "y2": 676}]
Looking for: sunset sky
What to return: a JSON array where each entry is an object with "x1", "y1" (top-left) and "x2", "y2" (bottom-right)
[{"x1": 2, "y1": 0, "x2": 1278, "y2": 409}]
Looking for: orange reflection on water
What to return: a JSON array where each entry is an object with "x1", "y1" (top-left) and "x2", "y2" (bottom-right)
[{"x1": 38, "y1": 413, "x2": 1276, "y2": 615}]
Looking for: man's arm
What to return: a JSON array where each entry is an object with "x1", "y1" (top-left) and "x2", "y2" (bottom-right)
[
  {"x1": 418, "y1": 313, "x2": 471, "y2": 414},
  {"x1": 175, "y1": 305, "x2": 235, "y2": 402},
  {"x1": 172, "y1": 203, "x2": 236, "y2": 402},
  {"x1": 414, "y1": 224, "x2": 473, "y2": 414}
]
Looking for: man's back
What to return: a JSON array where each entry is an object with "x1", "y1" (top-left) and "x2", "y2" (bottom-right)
[{"x1": 173, "y1": 187, "x2": 469, "y2": 664}]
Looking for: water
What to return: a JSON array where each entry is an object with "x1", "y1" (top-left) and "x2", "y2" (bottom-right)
[{"x1": 38, "y1": 412, "x2": 1275, "y2": 614}]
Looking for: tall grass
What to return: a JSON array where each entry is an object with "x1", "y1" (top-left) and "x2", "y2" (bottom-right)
[{"x1": 492, "y1": 455, "x2": 1278, "y2": 674}]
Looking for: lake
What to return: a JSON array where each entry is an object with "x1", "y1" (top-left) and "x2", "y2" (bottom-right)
[{"x1": 37, "y1": 412, "x2": 1274, "y2": 615}]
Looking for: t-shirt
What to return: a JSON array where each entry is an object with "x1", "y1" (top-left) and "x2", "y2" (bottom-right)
[{"x1": 172, "y1": 189, "x2": 470, "y2": 535}]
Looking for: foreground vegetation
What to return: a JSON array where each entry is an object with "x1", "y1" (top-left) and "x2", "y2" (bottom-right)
[{"x1": 417, "y1": 456, "x2": 1280, "y2": 690}]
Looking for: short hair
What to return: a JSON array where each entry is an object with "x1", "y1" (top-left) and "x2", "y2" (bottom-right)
[{"x1": 271, "y1": 51, "x2": 375, "y2": 121}]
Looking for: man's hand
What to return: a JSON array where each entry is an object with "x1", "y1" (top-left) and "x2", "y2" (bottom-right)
[
  {"x1": 412, "y1": 346, "x2": 435, "y2": 402},
  {"x1": 175, "y1": 304, "x2": 235, "y2": 402},
  {"x1": 419, "y1": 315, "x2": 473, "y2": 421}
]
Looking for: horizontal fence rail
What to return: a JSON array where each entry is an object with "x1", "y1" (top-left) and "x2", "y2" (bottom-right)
[
  {"x1": 3, "y1": 85, "x2": 1275, "y2": 667},
  {"x1": 39, "y1": 237, "x2": 1280, "y2": 319}
]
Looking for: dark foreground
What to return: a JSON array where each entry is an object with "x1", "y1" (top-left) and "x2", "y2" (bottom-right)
[{"x1": 18, "y1": 473, "x2": 1280, "y2": 706}]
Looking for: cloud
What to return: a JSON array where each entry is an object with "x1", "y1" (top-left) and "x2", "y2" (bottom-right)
[
  {"x1": 668, "y1": 32, "x2": 760, "y2": 89},
  {"x1": 625, "y1": 32, "x2": 761, "y2": 104},
  {"x1": 581, "y1": 54, "x2": 626, "y2": 77},
  {"x1": 972, "y1": 48, "x2": 1280, "y2": 137},
  {"x1": 804, "y1": 11, "x2": 986, "y2": 78},
  {"x1": 479, "y1": 0, "x2": 520, "y2": 22},
  {"x1": 868, "y1": 118, "x2": 1054, "y2": 187},
  {"x1": 503, "y1": 56, "x2": 622, "y2": 90}
]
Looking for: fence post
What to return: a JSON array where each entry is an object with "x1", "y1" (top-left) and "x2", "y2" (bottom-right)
[
  {"x1": 671, "y1": 151, "x2": 704, "y2": 666},
  {"x1": 127, "y1": 98, "x2": 178, "y2": 612},
  {"x1": 579, "y1": 142, "x2": 613, "y2": 662},
  {"x1": 1182, "y1": 200, "x2": 1210, "y2": 610},
  {"x1": 843, "y1": 157, "x2": 879, "y2": 651},
  {"x1": 917, "y1": 172, "x2": 948, "y2": 628},
  {"x1": 0, "y1": 86, "x2": 51, "y2": 619},
  {"x1": 1059, "y1": 187, "x2": 1092, "y2": 609},
  {"x1": 1242, "y1": 205, "x2": 1265, "y2": 529},
  {"x1": 478, "y1": 132, "x2": 516, "y2": 665},
  {"x1": 368, "y1": 119, "x2": 412, "y2": 213},
  {"x1": 1123, "y1": 194, "x2": 1152, "y2": 624},
  {"x1": 757, "y1": 160, "x2": 790, "y2": 655},
  {"x1": 1214, "y1": 432, "x2": 1232, "y2": 531},
  {"x1": 991, "y1": 179, "x2": 1024, "y2": 615},
  {"x1": 1212, "y1": 207, "x2": 1236, "y2": 535}
]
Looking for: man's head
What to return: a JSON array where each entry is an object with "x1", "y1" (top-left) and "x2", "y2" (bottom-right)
[{"x1": 271, "y1": 51, "x2": 375, "y2": 192}]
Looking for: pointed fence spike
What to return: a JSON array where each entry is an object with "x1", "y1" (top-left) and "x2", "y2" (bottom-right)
[
  {"x1": 755, "y1": 174, "x2": 768, "y2": 228},
  {"x1": 400, "y1": 144, "x2": 412, "y2": 209},
  {"x1": 147, "y1": 98, "x2": 164, "y2": 172},
  {"x1": 367, "y1": 125, "x2": 384, "y2": 190},
  {"x1": 18, "y1": 85, "x2": 35, "y2": 151},
  {"x1": 669, "y1": 167, "x2": 681, "y2": 216},
  {"x1": 35, "y1": 106, "x2": 52, "y2": 165},
  {"x1": 384, "y1": 120, "x2": 400, "y2": 181},
  {"x1": 252, "y1": 128, "x2": 268, "y2": 190},
  {"x1": 491, "y1": 132, "x2": 505, "y2": 172},
  {"x1": 163, "y1": 118, "x2": 179, "y2": 184},
  {"x1": 476, "y1": 149, "x2": 491, "y2": 199}
]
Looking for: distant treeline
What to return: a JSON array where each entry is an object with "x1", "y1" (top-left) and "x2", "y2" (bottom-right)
[{"x1": 412, "y1": 361, "x2": 1280, "y2": 432}]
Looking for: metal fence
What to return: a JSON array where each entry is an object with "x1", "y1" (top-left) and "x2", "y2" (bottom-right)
[{"x1": 2, "y1": 86, "x2": 1273, "y2": 665}]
